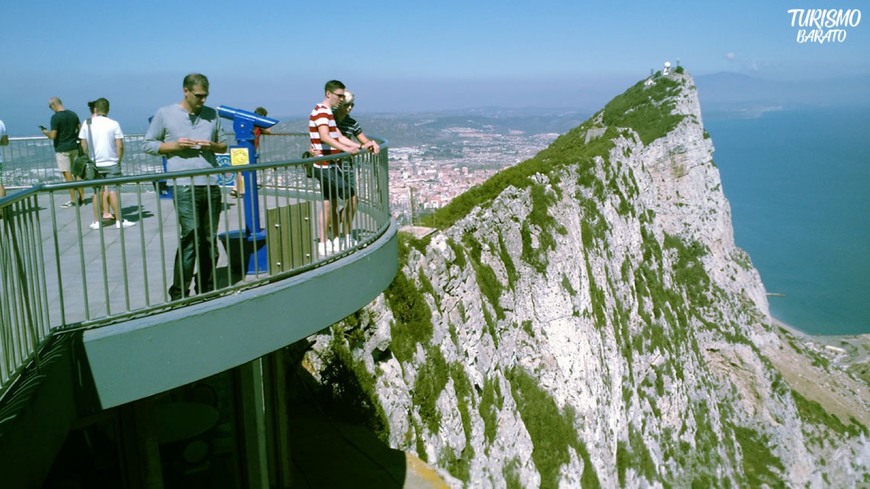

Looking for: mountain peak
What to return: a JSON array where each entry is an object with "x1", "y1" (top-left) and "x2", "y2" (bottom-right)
[{"x1": 423, "y1": 69, "x2": 699, "y2": 231}]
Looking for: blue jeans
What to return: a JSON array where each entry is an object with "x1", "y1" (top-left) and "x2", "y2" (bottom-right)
[{"x1": 169, "y1": 185, "x2": 222, "y2": 299}]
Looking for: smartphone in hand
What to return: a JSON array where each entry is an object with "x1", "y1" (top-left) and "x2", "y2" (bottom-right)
[{"x1": 39, "y1": 125, "x2": 47, "y2": 131}]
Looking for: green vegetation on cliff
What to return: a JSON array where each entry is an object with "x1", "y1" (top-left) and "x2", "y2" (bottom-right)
[
  {"x1": 508, "y1": 366, "x2": 600, "y2": 489},
  {"x1": 385, "y1": 235, "x2": 434, "y2": 363},
  {"x1": 320, "y1": 335, "x2": 390, "y2": 441},
  {"x1": 602, "y1": 76, "x2": 685, "y2": 145}
]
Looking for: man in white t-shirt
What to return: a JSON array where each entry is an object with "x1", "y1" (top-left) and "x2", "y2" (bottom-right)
[
  {"x1": 79, "y1": 98, "x2": 134, "y2": 229},
  {"x1": 0, "y1": 118, "x2": 8, "y2": 199}
]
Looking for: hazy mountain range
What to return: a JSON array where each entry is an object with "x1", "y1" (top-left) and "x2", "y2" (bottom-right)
[
  {"x1": 268, "y1": 71, "x2": 870, "y2": 147},
  {"x1": 694, "y1": 72, "x2": 870, "y2": 117}
]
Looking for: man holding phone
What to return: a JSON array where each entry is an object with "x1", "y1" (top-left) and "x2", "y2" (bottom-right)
[
  {"x1": 144, "y1": 73, "x2": 228, "y2": 301},
  {"x1": 42, "y1": 97, "x2": 85, "y2": 207}
]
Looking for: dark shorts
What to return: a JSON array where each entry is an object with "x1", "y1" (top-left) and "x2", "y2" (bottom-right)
[{"x1": 313, "y1": 162, "x2": 356, "y2": 200}]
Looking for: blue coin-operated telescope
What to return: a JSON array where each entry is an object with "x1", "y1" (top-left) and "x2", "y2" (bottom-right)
[
  {"x1": 216, "y1": 105, "x2": 279, "y2": 274},
  {"x1": 217, "y1": 105, "x2": 278, "y2": 140}
]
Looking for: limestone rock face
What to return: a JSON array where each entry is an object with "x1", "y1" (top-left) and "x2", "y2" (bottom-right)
[{"x1": 306, "y1": 72, "x2": 869, "y2": 488}]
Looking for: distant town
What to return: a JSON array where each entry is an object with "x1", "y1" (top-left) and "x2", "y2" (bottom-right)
[
  {"x1": 272, "y1": 109, "x2": 587, "y2": 226},
  {"x1": 357, "y1": 110, "x2": 587, "y2": 225},
  {"x1": 388, "y1": 130, "x2": 562, "y2": 225}
]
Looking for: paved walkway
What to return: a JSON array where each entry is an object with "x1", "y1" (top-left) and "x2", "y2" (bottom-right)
[{"x1": 19, "y1": 186, "x2": 314, "y2": 329}]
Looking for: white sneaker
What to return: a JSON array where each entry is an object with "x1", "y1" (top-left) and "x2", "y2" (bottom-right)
[
  {"x1": 336, "y1": 235, "x2": 357, "y2": 250},
  {"x1": 116, "y1": 220, "x2": 135, "y2": 229},
  {"x1": 317, "y1": 241, "x2": 331, "y2": 257},
  {"x1": 89, "y1": 221, "x2": 101, "y2": 230}
]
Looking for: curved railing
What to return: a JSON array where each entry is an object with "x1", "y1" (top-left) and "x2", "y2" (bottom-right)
[
  {"x1": 0, "y1": 134, "x2": 391, "y2": 400},
  {"x1": 0, "y1": 132, "x2": 311, "y2": 187}
]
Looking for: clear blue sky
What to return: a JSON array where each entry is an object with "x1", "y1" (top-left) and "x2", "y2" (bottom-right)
[{"x1": 2, "y1": 0, "x2": 867, "y2": 133}]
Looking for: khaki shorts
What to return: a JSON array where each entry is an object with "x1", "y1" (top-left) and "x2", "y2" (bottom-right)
[
  {"x1": 55, "y1": 149, "x2": 78, "y2": 173},
  {"x1": 96, "y1": 163, "x2": 122, "y2": 178}
]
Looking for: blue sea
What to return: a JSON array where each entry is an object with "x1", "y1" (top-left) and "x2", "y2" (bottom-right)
[{"x1": 705, "y1": 108, "x2": 870, "y2": 336}]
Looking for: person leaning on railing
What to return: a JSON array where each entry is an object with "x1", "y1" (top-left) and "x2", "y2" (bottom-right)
[
  {"x1": 308, "y1": 80, "x2": 362, "y2": 257},
  {"x1": 231, "y1": 106, "x2": 271, "y2": 198},
  {"x1": 143, "y1": 73, "x2": 228, "y2": 301},
  {"x1": 333, "y1": 90, "x2": 379, "y2": 245}
]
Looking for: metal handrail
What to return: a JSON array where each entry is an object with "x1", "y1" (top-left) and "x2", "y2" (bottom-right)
[
  {"x1": 0, "y1": 132, "x2": 310, "y2": 188},
  {"x1": 0, "y1": 135, "x2": 391, "y2": 400}
]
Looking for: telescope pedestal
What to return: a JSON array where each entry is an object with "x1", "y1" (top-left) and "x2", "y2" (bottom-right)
[
  {"x1": 215, "y1": 105, "x2": 279, "y2": 276},
  {"x1": 218, "y1": 230, "x2": 268, "y2": 276}
]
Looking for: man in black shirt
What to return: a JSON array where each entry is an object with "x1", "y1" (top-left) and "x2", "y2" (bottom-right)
[
  {"x1": 42, "y1": 97, "x2": 85, "y2": 207},
  {"x1": 334, "y1": 90, "x2": 379, "y2": 246}
]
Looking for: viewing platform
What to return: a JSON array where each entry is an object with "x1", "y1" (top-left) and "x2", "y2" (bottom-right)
[{"x1": 0, "y1": 133, "x2": 399, "y2": 487}]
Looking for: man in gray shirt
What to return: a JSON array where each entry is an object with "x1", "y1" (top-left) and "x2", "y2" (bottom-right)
[{"x1": 144, "y1": 73, "x2": 228, "y2": 301}]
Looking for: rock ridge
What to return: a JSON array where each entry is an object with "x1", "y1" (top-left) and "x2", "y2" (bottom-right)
[{"x1": 305, "y1": 71, "x2": 869, "y2": 488}]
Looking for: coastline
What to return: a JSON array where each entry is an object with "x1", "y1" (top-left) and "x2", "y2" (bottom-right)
[
  {"x1": 771, "y1": 316, "x2": 870, "y2": 367},
  {"x1": 708, "y1": 108, "x2": 870, "y2": 338},
  {"x1": 763, "y1": 315, "x2": 870, "y2": 427}
]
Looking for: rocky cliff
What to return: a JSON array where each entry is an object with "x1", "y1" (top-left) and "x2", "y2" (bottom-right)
[{"x1": 303, "y1": 71, "x2": 870, "y2": 488}]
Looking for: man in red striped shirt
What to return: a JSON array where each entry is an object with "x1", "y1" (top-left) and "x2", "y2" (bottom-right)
[{"x1": 309, "y1": 80, "x2": 363, "y2": 257}]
